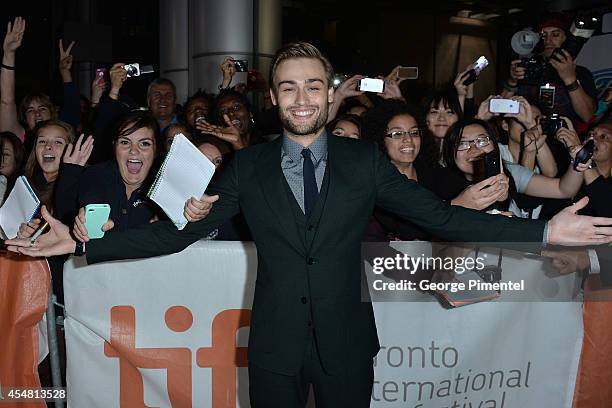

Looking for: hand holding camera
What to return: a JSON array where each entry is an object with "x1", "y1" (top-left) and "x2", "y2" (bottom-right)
[
  {"x1": 508, "y1": 59, "x2": 525, "y2": 86},
  {"x1": 554, "y1": 116, "x2": 580, "y2": 148},
  {"x1": 109, "y1": 63, "x2": 128, "y2": 99},
  {"x1": 475, "y1": 95, "x2": 502, "y2": 121},
  {"x1": 548, "y1": 49, "x2": 577, "y2": 85}
]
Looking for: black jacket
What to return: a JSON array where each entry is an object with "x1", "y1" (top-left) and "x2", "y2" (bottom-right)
[{"x1": 85, "y1": 135, "x2": 546, "y2": 374}]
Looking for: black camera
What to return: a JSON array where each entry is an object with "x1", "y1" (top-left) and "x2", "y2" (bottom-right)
[
  {"x1": 539, "y1": 114, "x2": 567, "y2": 136},
  {"x1": 552, "y1": 14, "x2": 600, "y2": 62},
  {"x1": 518, "y1": 56, "x2": 548, "y2": 83},
  {"x1": 233, "y1": 59, "x2": 248, "y2": 72}
]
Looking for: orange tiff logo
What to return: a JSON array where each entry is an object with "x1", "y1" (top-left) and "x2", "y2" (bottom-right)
[{"x1": 103, "y1": 306, "x2": 251, "y2": 408}]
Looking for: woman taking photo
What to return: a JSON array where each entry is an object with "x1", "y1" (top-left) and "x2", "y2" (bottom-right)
[{"x1": 443, "y1": 119, "x2": 590, "y2": 218}]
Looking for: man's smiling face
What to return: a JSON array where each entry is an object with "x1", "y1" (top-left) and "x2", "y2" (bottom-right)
[{"x1": 270, "y1": 57, "x2": 334, "y2": 138}]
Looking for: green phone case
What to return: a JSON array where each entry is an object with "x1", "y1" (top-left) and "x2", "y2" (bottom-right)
[{"x1": 84, "y1": 204, "x2": 111, "y2": 239}]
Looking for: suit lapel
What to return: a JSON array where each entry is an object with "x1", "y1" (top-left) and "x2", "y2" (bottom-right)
[
  {"x1": 255, "y1": 137, "x2": 306, "y2": 256},
  {"x1": 310, "y1": 135, "x2": 357, "y2": 254}
]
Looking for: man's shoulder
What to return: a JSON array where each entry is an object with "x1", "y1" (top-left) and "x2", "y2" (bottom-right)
[{"x1": 328, "y1": 134, "x2": 377, "y2": 157}]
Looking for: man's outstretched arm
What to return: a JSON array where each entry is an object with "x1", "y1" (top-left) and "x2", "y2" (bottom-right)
[
  {"x1": 372, "y1": 144, "x2": 612, "y2": 246},
  {"x1": 6, "y1": 155, "x2": 241, "y2": 264}
]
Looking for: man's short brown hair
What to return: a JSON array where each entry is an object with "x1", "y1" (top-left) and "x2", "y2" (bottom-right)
[{"x1": 269, "y1": 42, "x2": 334, "y2": 90}]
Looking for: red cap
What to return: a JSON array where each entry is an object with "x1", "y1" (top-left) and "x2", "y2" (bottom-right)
[{"x1": 537, "y1": 13, "x2": 568, "y2": 32}]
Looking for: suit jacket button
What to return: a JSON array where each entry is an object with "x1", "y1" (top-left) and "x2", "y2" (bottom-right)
[
  {"x1": 307, "y1": 258, "x2": 316, "y2": 265},
  {"x1": 307, "y1": 225, "x2": 314, "y2": 231},
  {"x1": 301, "y1": 296, "x2": 308, "y2": 304}
]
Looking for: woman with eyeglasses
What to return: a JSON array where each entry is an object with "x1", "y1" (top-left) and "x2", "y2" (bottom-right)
[
  {"x1": 362, "y1": 100, "x2": 469, "y2": 241},
  {"x1": 443, "y1": 119, "x2": 591, "y2": 218}
]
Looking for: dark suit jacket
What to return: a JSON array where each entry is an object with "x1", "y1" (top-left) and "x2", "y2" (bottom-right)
[{"x1": 86, "y1": 135, "x2": 545, "y2": 374}]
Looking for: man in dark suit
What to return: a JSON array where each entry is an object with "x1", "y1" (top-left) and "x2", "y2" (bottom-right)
[{"x1": 7, "y1": 42, "x2": 612, "y2": 407}]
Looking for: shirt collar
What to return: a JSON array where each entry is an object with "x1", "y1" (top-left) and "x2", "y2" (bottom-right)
[{"x1": 282, "y1": 131, "x2": 328, "y2": 165}]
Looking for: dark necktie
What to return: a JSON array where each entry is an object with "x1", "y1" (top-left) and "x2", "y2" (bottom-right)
[{"x1": 301, "y1": 148, "x2": 318, "y2": 218}]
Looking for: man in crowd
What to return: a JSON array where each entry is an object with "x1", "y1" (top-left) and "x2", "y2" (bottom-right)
[
  {"x1": 502, "y1": 13, "x2": 597, "y2": 127},
  {"x1": 6, "y1": 42, "x2": 612, "y2": 407}
]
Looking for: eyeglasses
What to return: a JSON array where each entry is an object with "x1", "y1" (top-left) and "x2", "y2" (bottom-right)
[
  {"x1": 457, "y1": 136, "x2": 490, "y2": 151},
  {"x1": 385, "y1": 129, "x2": 422, "y2": 140}
]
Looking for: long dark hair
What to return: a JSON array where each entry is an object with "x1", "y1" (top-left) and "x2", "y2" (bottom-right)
[
  {"x1": 443, "y1": 118, "x2": 500, "y2": 178},
  {"x1": 422, "y1": 88, "x2": 463, "y2": 166},
  {"x1": 362, "y1": 99, "x2": 423, "y2": 153}
]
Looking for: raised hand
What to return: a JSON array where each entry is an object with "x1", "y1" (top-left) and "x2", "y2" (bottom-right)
[
  {"x1": 184, "y1": 194, "x2": 220, "y2": 222},
  {"x1": 451, "y1": 174, "x2": 509, "y2": 210},
  {"x1": 73, "y1": 207, "x2": 114, "y2": 243},
  {"x1": 220, "y1": 56, "x2": 236, "y2": 89},
  {"x1": 475, "y1": 95, "x2": 499, "y2": 121},
  {"x1": 109, "y1": 63, "x2": 128, "y2": 99},
  {"x1": 58, "y1": 39, "x2": 75, "y2": 82},
  {"x1": 549, "y1": 50, "x2": 577, "y2": 85},
  {"x1": 555, "y1": 117, "x2": 580, "y2": 148},
  {"x1": 91, "y1": 76, "x2": 107, "y2": 106},
  {"x1": 547, "y1": 197, "x2": 612, "y2": 246},
  {"x1": 196, "y1": 114, "x2": 245, "y2": 149},
  {"x1": 508, "y1": 59, "x2": 525, "y2": 85},
  {"x1": 5, "y1": 206, "x2": 77, "y2": 257},
  {"x1": 63, "y1": 134, "x2": 94, "y2": 166},
  {"x1": 508, "y1": 96, "x2": 536, "y2": 128},
  {"x1": 3, "y1": 17, "x2": 25, "y2": 55}
]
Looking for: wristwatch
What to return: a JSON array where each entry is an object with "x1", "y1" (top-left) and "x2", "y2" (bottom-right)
[{"x1": 565, "y1": 80, "x2": 580, "y2": 92}]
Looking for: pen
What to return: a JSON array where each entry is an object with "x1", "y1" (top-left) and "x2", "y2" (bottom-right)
[{"x1": 30, "y1": 221, "x2": 49, "y2": 243}]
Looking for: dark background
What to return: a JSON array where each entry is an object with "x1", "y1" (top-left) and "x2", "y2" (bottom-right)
[{"x1": 0, "y1": 0, "x2": 609, "y2": 106}]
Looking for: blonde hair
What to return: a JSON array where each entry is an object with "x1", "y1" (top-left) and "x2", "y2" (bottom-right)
[{"x1": 19, "y1": 93, "x2": 58, "y2": 128}]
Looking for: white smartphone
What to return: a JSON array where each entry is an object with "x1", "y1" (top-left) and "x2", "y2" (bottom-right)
[
  {"x1": 471, "y1": 56, "x2": 489, "y2": 75},
  {"x1": 358, "y1": 78, "x2": 385, "y2": 93},
  {"x1": 489, "y1": 98, "x2": 520, "y2": 114}
]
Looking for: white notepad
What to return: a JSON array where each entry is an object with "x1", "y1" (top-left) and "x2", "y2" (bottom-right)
[
  {"x1": 0, "y1": 176, "x2": 41, "y2": 239},
  {"x1": 148, "y1": 134, "x2": 216, "y2": 229}
]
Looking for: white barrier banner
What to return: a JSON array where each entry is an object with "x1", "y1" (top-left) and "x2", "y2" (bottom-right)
[{"x1": 64, "y1": 241, "x2": 582, "y2": 407}]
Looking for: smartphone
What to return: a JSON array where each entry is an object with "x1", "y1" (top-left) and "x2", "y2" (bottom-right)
[
  {"x1": 397, "y1": 66, "x2": 418, "y2": 80},
  {"x1": 573, "y1": 140, "x2": 594, "y2": 171},
  {"x1": 539, "y1": 84, "x2": 556, "y2": 109},
  {"x1": 472, "y1": 56, "x2": 489, "y2": 75},
  {"x1": 484, "y1": 151, "x2": 501, "y2": 179},
  {"x1": 233, "y1": 59, "x2": 248, "y2": 72},
  {"x1": 489, "y1": 99, "x2": 520, "y2": 114},
  {"x1": 84, "y1": 204, "x2": 111, "y2": 239},
  {"x1": 358, "y1": 78, "x2": 385, "y2": 93},
  {"x1": 96, "y1": 68, "x2": 106, "y2": 81},
  {"x1": 463, "y1": 56, "x2": 489, "y2": 85}
]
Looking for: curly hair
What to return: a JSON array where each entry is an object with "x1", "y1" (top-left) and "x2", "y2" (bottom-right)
[{"x1": 361, "y1": 99, "x2": 425, "y2": 158}]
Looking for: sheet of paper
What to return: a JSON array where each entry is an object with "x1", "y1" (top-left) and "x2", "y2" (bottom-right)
[
  {"x1": 148, "y1": 134, "x2": 216, "y2": 229},
  {"x1": 0, "y1": 176, "x2": 40, "y2": 239}
]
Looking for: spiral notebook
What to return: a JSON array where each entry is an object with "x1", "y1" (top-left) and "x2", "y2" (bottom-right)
[
  {"x1": 0, "y1": 176, "x2": 40, "y2": 239},
  {"x1": 148, "y1": 134, "x2": 216, "y2": 229}
]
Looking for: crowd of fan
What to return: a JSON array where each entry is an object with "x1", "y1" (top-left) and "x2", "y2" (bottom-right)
[{"x1": 1, "y1": 13, "x2": 611, "y2": 257}]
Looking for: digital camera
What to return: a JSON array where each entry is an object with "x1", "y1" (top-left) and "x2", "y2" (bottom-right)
[{"x1": 539, "y1": 114, "x2": 567, "y2": 136}]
